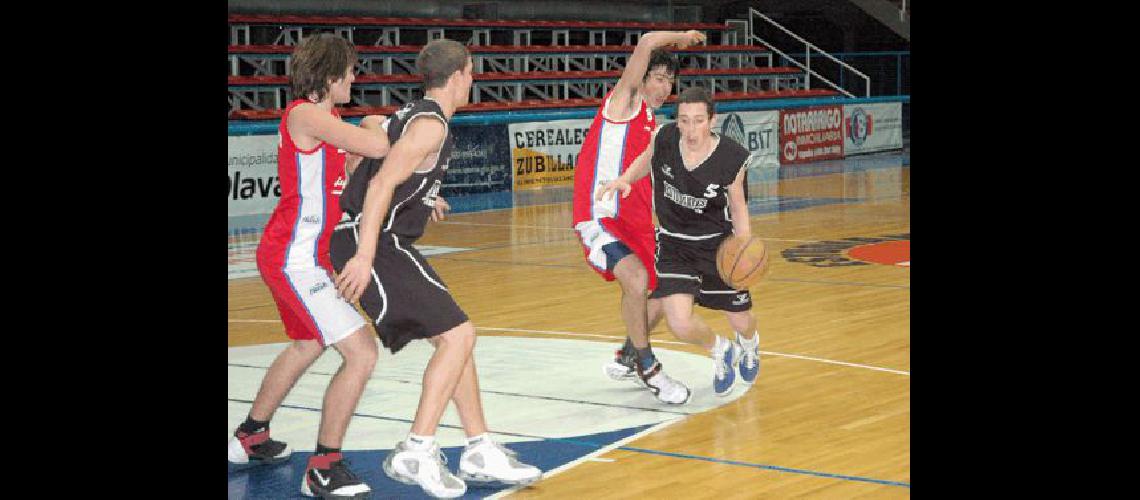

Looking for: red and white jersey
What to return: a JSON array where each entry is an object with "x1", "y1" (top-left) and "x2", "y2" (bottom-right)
[
  {"x1": 257, "y1": 99, "x2": 349, "y2": 272},
  {"x1": 572, "y1": 90, "x2": 657, "y2": 232}
]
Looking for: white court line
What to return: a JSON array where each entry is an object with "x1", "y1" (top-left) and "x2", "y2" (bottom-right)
[
  {"x1": 475, "y1": 327, "x2": 910, "y2": 376},
  {"x1": 485, "y1": 417, "x2": 684, "y2": 500},
  {"x1": 226, "y1": 320, "x2": 908, "y2": 376}
]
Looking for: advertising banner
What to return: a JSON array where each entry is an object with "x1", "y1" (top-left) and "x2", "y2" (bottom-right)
[
  {"x1": 843, "y1": 102, "x2": 903, "y2": 155},
  {"x1": 442, "y1": 124, "x2": 512, "y2": 197},
  {"x1": 228, "y1": 135, "x2": 281, "y2": 217},
  {"x1": 779, "y1": 105, "x2": 845, "y2": 165},
  {"x1": 507, "y1": 118, "x2": 593, "y2": 190},
  {"x1": 714, "y1": 110, "x2": 781, "y2": 184}
]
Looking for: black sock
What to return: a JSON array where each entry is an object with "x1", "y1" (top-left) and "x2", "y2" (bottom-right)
[
  {"x1": 238, "y1": 415, "x2": 269, "y2": 435},
  {"x1": 315, "y1": 444, "x2": 341, "y2": 457},
  {"x1": 635, "y1": 346, "x2": 656, "y2": 370},
  {"x1": 622, "y1": 336, "x2": 635, "y2": 353}
]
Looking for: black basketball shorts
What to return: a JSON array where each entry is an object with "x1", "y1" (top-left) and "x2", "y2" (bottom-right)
[
  {"x1": 648, "y1": 232, "x2": 753, "y2": 312},
  {"x1": 330, "y1": 223, "x2": 469, "y2": 354}
]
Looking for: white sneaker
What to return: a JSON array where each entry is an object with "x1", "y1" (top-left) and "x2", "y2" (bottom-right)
[
  {"x1": 638, "y1": 361, "x2": 692, "y2": 405},
  {"x1": 458, "y1": 436, "x2": 542, "y2": 485},
  {"x1": 382, "y1": 441, "x2": 466, "y2": 498},
  {"x1": 736, "y1": 332, "x2": 761, "y2": 384},
  {"x1": 711, "y1": 335, "x2": 737, "y2": 397}
]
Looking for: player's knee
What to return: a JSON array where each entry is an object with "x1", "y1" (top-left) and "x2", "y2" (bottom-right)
[
  {"x1": 355, "y1": 339, "x2": 379, "y2": 370},
  {"x1": 438, "y1": 321, "x2": 476, "y2": 353},
  {"x1": 665, "y1": 315, "x2": 693, "y2": 336},
  {"x1": 341, "y1": 329, "x2": 379, "y2": 370},
  {"x1": 291, "y1": 339, "x2": 325, "y2": 358},
  {"x1": 615, "y1": 262, "x2": 648, "y2": 295}
]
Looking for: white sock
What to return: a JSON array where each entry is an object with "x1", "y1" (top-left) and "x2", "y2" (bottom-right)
[
  {"x1": 710, "y1": 335, "x2": 727, "y2": 355},
  {"x1": 737, "y1": 331, "x2": 759, "y2": 348},
  {"x1": 405, "y1": 433, "x2": 435, "y2": 450},
  {"x1": 466, "y1": 433, "x2": 491, "y2": 448}
]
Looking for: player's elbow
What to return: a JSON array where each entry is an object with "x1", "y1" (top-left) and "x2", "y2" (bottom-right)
[{"x1": 638, "y1": 32, "x2": 665, "y2": 46}]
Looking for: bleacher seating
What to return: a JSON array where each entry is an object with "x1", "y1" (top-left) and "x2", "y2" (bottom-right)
[
  {"x1": 229, "y1": 44, "x2": 772, "y2": 77},
  {"x1": 228, "y1": 14, "x2": 734, "y2": 46},
  {"x1": 227, "y1": 13, "x2": 843, "y2": 119}
]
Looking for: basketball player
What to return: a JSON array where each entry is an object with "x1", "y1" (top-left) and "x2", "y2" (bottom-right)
[
  {"x1": 596, "y1": 87, "x2": 762, "y2": 397},
  {"x1": 330, "y1": 39, "x2": 542, "y2": 498},
  {"x1": 228, "y1": 34, "x2": 393, "y2": 500},
  {"x1": 572, "y1": 30, "x2": 706, "y2": 405}
]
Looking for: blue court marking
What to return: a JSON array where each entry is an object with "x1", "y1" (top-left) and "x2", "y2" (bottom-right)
[
  {"x1": 442, "y1": 190, "x2": 515, "y2": 214},
  {"x1": 228, "y1": 420, "x2": 652, "y2": 500},
  {"x1": 227, "y1": 398, "x2": 909, "y2": 492},
  {"x1": 229, "y1": 363, "x2": 692, "y2": 415},
  {"x1": 619, "y1": 446, "x2": 911, "y2": 488}
]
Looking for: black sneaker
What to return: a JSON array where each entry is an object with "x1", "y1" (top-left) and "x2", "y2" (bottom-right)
[
  {"x1": 602, "y1": 347, "x2": 644, "y2": 386},
  {"x1": 301, "y1": 453, "x2": 371, "y2": 499},
  {"x1": 228, "y1": 428, "x2": 292, "y2": 466}
]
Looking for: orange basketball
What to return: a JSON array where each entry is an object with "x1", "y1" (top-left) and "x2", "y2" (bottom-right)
[{"x1": 716, "y1": 236, "x2": 770, "y2": 290}]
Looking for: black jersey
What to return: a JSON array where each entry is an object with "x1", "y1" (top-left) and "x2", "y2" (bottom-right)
[
  {"x1": 340, "y1": 98, "x2": 454, "y2": 243},
  {"x1": 650, "y1": 122, "x2": 750, "y2": 240}
]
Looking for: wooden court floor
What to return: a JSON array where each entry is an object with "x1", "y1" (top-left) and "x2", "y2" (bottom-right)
[{"x1": 228, "y1": 160, "x2": 910, "y2": 498}]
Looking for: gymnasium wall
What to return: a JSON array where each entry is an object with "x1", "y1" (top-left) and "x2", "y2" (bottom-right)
[{"x1": 227, "y1": 98, "x2": 906, "y2": 217}]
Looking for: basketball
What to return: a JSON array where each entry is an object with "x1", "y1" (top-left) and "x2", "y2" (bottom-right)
[{"x1": 716, "y1": 236, "x2": 770, "y2": 289}]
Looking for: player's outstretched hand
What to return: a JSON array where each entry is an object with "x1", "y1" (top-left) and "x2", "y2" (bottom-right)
[
  {"x1": 595, "y1": 179, "x2": 632, "y2": 201},
  {"x1": 431, "y1": 197, "x2": 450, "y2": 222},
  {"x1": 336, "y1": 254, "x2": 373, "y2": 303},
  {"x1": 676, "y1": 30, "x2": 706, "y2": 48}
]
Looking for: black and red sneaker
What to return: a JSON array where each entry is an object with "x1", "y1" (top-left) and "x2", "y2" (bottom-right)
[
  {"x1": 301, "y1": 452, "x2": 371, "y2": 499},
  {"x1": 602, "y1": 347, "x2": 642, "y2": 384},
  {"x1": 227, "y1": 427, "x2": 292, "y2": 466}
]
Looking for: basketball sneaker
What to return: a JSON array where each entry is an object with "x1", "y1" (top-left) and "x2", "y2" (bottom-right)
[
  {"x1": 382, "y1": 441, "x2": 466, "y2": 498},
  {"x1": 458, "y1": 435, "x2": 543, "y2": 485},
  {"x1": 603, "y1": 347, "x2": 644, "y2": 386},
  {"x1": 636, "y1": 360, "x2": 692, "y2": 405},
  {"x1": 300, "y1": 453, "x2": 371, "y2": 499},
  {"x1": 736, "y1": 332, "x2": 761, "y2": 384},
  {"x1": 228, "y1": 427, "x2": 292, "y2": 466},
  {"x1": 711, "y1": 335, "x2": 736, "y2": 397}
]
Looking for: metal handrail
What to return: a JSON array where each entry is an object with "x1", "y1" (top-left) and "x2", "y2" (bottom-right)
[{"x1": 748, "y1": 7, "x2": 870, "y2": 98}]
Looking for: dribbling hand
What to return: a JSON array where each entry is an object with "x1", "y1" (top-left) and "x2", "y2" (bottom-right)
[{"x1": 431, "y1": 197, "x2": 450, "y2": 222}]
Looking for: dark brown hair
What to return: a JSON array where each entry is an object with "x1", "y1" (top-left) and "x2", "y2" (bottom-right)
[
  {"x1": 416, "y1": 39, "x2": 472, "y2": 90},
  {"x1": 643, "y1": 48, "x2": 679, "y2": 81},
  {"x1": 289, "y1": 33, "x2": 357, "y2": 102},
  {"x1": 677, "y1": 86, "x2": 715, "y2": 117}
]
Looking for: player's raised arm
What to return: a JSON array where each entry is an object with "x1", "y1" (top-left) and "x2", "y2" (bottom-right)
[
  {"x1": 335, "y1": 117, "x2": 445, "y2": 301},
  {"x1": 610, "y1": 31, "x2": 705, "y2": 109}
]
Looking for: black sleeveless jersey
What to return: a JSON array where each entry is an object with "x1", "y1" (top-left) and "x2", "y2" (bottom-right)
[
  {"x1": 650, "y1": 122, "x2": 750, "y2": 239},
  {"x1": 340, "y1": 98, "x2": 454, "y2": 243}
]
